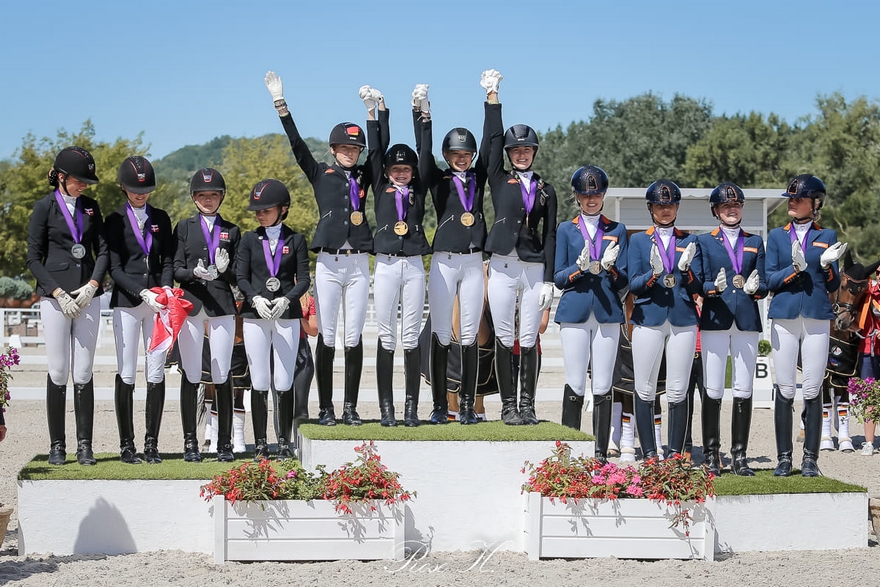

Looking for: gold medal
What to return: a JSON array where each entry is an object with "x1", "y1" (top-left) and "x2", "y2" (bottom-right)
[
  {"x1": 394, "y1": 221, "x2": 409, "y2": 236},
  {"x1": 350, "y1": 211, "x2": 364, "y2": 226},
  {"x1": 663, "y1": 274, "x2": 677, "y2": 288},
  {"x1": 732, "y1": 274, "x2": 745, "y2": 289},
  {"x1": 460, "y1": 212, "x2": 475, "y2": 226},
  {"x1": 589, "y1": 260, "x2": 602, "y2": 275}
]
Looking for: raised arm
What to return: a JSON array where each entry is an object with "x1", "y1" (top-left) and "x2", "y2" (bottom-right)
[{"x1": 265, "y1": 70, "x2": 322, "y2": 184}]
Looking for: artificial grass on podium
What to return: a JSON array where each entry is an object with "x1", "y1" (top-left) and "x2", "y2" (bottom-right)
[
  {"x1": 19, "y1": 454, "x2": 252, "y2": 481},
  {"x1": 712, "y1": 469, "x2": 865, "y2": 495},
  {"x1": 298, "y1": 420, "x2": 594, "y2": 442}
]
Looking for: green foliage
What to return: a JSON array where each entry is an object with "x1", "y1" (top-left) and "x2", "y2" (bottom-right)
[
  {"x1": 19, "y1": 453, "x2": 253, "y2": 480},
  {"x1": 299, "y1": 420, "x2": 593, "y2": 442},
  {"x1": 713, "y1": 469, "x2": 865, "y2": 495}
]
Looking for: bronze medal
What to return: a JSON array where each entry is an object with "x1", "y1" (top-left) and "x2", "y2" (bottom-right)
[
  {"x1": 663, "y1": 274, "x2": 677, "y2": 288},
  {"x1": 394, "y1": 221, "x2": 409, "y2": 236},
  {"x1": 460, "y1": 212, "x2": 475, "y2": 227},
  {"x1": 732, "y1": 274, "x2": 745, "y2": 289},
  {"x1": 589, "y1": 260, "x2": 602, "y2": 275},
  {"x1": 350, "y1": 211, "x2": 364, "y2": 226},
  {"x1": 71, "y1": 244, "x2": 86, "y2": 259}
]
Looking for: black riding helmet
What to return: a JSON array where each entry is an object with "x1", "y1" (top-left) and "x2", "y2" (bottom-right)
[
  {"x1": 329, "y1": 123, "x2": 366, "y2": 148},
  {"x1": 118, "y1": 156, "x2": 156, "y2": 194},
  {"x1": 441, "y1": 128, "x2": 477, "y2": 153},
  {"x1": 52, "y1": 146, "x2": 99, "y2": 185},
  {"x1": 248, "y1": 178, "x2": 291, "y2": 224},
  {"x1": 384, "y1": 143, "x2": 418, "y2": 170}
]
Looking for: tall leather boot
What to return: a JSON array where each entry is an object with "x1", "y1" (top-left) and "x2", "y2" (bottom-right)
[
  {"x1": 774, "y1": 392, "x2": 794, "y2": 476},
  {"x1": 215, "y1": 379, "x2": 235, "y2": 462},
  {"x1": 802, "y1": 395, "x2": 822, "y2": 477},
  {"x1": 403, "y1": 348, "x2": 420, "y2": 427},
  {"x1": 560, "y1": 385, "x2": 583, "y2": 430},
  {"x1": 592, "y1": 393, "x2": 613, "y2": 463},
  {"x1": 276, "y1": 386, "x2": 294, "y2": 459},
  {"x1": 634, "y1": 394, "x2": 657, "y2": 459},
  {"x1": 47, "y1": 375, "x2": 67, "y2": 465},
  {"x1": 271, "y1": 385, "x2": 282, "y2": 447},
  {"x1": 519, "y1": 346, "x2": 540, "y2": 425},
  {"x1": 496, "y1": 341, "x2": 522, "y2": 425},
  {"x1": 457, "y1": 342, "x2": 477, "y2": 424},
  {"x1": 376, "y1": 343, "x2": 397, "y2": 426},
  {"x1": 114, "y1": 375, "x2": 141, "y2": 464},
  {"x1": 701, "y1": 396, "x2": 723, "y2": 475},
  {"x1": 342, "y1": 339, "x2": 363, "y2": 425},
  {"x1": 180, "y1": 377, "x2": 202, "y2": 462},
  {"x1": 667, "y1": 399, "x2": 689, "y2": 458},
  {"x1": 429, "y1": 334, "x2": 449, "y2": 424},
  {"x1": 73, "y1": 378, "x2": 96, "y2": 466},
  {"x1": 251, "y1": 389, "x2": 270, "y2": 461},
  {"x1": 293, "y1": 359, "x2": 311, "y2": 423},
  {"x1": 144, "y1": 380, "x2": 165, "y2": 464},
  {"x1": 315, "y1": 334, "x2": 337, "y2": 426},
  {"x1": 730, "y1": 396, "x2": 754, "y2": 476}
]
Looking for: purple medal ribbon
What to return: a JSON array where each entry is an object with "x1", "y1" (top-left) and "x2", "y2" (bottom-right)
[
  {"x1": 349, "y1": 176, "x2": 361, "y2": 212},
  {"x1": 451, "y1": 172, "x2": 475, "y2": 213},
  {"x1": 656, "y1": 232, "x2": 676, "y2": 274},
  {"x1": 721, "y1": 229, "x2": 744, "y2": 274},
  {"x1": 577, "y1": 216, "x2": 604, "y2": 261},
  {"x1": 200, "y1": 215, "x2": 221, "y2": 264},
  {"x1": 395, "y1": 186, "x2": 409, "y2": 221},
  {"x1": 519, "y1": 174, "x2": 537, "y2": 215},
  {"x1": 789, "y1": 223, "x2": 810, "y2": 258},
  {"x1": 262, "y1": 235, "x2": 283, "y2": 278},
  {"x1": 125, "y1": 203, "x2": 153, "y2": 257},
  {"x1": 54, "y1": 190, "x2": 83, "y2": 244}
]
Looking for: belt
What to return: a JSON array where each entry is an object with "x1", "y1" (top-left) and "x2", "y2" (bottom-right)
[
  {"x1": 443, "y1": 248, "x2": 481, "y2": 255},
  {"x1": 321, "y1": 248, "x2": 364, "y2": 256}
]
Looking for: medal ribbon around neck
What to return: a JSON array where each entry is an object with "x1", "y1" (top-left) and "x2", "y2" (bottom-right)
[
  {"x1": 656, "y1": 232, "x2": 677, "y2": 274},
  {"x1": 577, "y1": 216, "x2": 604, "y2": 261},
  {"x1": 200, "y1": 215, "x2": 221, "y2": 264},
  {"x1": 349, "y1": 176, "x2": 362, "y2": 212},
  {"x1": 721, "y1": 229, "x2": 744, "y2": 275},
  {"x1": 54, "y1": 190, "x2": 84, "y2": 244},
  {"x1": 126, "y1": 203, "x2": 153, "y2": 256},
  {"x1": 262, "y1": 233, "x2": 283, "y2": 279},
  {"x1": 519, "y1": 174, "x2": 537, "y2": 215},
  {"x1": 789, "y1": 223, "x2": 811, "y2": 258},
  {"x1": 395, "y1": 186, "x2": 409, "y2": 222},
  {"x1": 452, "y1": 172, "x2": 475, "y2": 213}
]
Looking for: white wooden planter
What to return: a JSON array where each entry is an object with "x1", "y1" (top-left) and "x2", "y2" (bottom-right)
[
  {"x1": 212, "y1": 496, "x2": 405, "y2": 563},
  {"x1": 523, "y1": 493, "x2": 716, "y2": 561}
]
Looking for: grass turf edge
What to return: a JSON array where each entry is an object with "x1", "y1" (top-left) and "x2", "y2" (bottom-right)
[
  {"x1": 298, "y1": 420, "x2": 594, "y2": 441},
  {"x1": 713, "y1": 469, "x2": 866, "y2": 495}
]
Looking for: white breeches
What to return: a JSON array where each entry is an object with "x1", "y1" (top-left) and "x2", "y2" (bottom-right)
[
  {"x1": 373, "y1": 254, "x2": 426, "y2": 351},
  {"x1": 178, "y1": 309, "x2": 235, "y2": 384},
  {"x1": 700, "y1": 327, "x2": 759, "y2": 400},
  {"x1": 487, "y1": 254, "x2": 544, "y2": 348},
  {"x1": 315, "y1": 251, "x2": 370, "y2": 348},
  {"x1": 113, "y1": 304, "x2": 166, "y2": 384},
  {"x1": 771, "y1": 317, "x2": 829, "y2": 401},
  {"x1": 559, "y1": 317, "x2": 620, "y2": 397},
  {"x1": 632, "y1": 322, "x2": 697, "y2": 404},
  {"x1": 41, "y1": 296, "x2": 101, "y2": 386},
  {"x1": 242, "y1": 318, "x2": 300, "y2": 391},
  {"x1": 428, "y1": 252, "x2": 485, "y2": 346}
]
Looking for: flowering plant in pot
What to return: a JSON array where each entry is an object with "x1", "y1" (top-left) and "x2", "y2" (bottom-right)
[
  {"x1": 848, "y1": 377, "x2": 880, "y2": 424},
  {"x1": 0, "y1": 346, "x2": 20, "y2": 415},
  {"x1": 522, "y1": 440, "x2": 714, "y2": 532}
]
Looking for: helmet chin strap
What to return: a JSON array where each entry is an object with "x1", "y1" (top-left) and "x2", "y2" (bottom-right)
[
  {"x1": 651, "y1": 212, "x2": 675, "y2": 229},
  {"x1": 720, "y1": 219, "x2": 741, "y2": 229}
]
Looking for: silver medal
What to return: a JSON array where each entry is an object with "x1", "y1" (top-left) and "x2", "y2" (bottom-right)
[
  {"x1": 589, "y1": 260, "x2": 602, "y2": 275},
  {"x1": 663, "y1": 274, "x2": 677, "y2": 288},
  {"x1": 71, "y1": 244, "x2": 86, "y2": 259},
  {"x1": 266, "y1": 277, "x2": 281, "y2": 292}
]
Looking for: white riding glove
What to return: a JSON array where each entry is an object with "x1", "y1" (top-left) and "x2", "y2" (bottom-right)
[
  {"x1": 791, "y1": 241, "x2": 807, "y2": 272},
  {"x1": 139, "y1": 289, "x2": 164, "y2": 312},
  {"x1": 650, "y1": 244, "x2": 664, "y2": 276},
  {"x1": 677, "y1": 242, "x2": 696, "y2": 272},
  {"x1": 70, "y1": 282, "x2": 98, "y2": 309},
  {"x1": 820, "y1": 241, "x2": 847, "y2": 269},
  {"x1": 369, "y1": 87, "x2": 384, "y2": 104},
  {"x1": 537, "y1": 283, "x2": 554, "y2": 311},
  {"x1": 264, "y1": 71, "x2": 284, "y2": 102},
  {"x1": 54, "y1": 289, "x2": 82, "y2": 319},
  {"x1": 252, "y1": 296, "x2": 274, "y2": 321},
  {"x1": 576, "y1": 243, "x2": 592, "y2": 272},
  {"x1": 743, "y1": 269, "x2": 760, "y2": 295},
  {"x1": 270, "y1": 296, "x2": 291, "y2": 320},
  {"x1": 359, "y1": 85, "x2": 376, "y2": 111},
  {"x1": 600, "y1": 242, "x2": 619, "y2": 271},
  {"x1": 193, "y1": 259, "x2": 215, "y2": 281},
  {"x1": 480, "y1": 69, "x2": 503, "y2": 94},
  {"x1": 714, "y1": 267, "x2": 727, "y2": 294},
  {"x1": 215, "y1": 248, "x2": 230, "y2": 274},
  {"x1": 412, "y1": 84, "x2": 430, "y2": 114}
]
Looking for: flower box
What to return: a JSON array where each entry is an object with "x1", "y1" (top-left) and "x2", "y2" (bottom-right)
[
  {"x1": 523, "y1": 492, "x2": 716, "y2": 561},
  {"x1": 212, "y1": 495, "x2": 405, "y2": 563}
]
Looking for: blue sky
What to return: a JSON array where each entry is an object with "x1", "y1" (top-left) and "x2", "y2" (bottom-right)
[{"x1": 2, "y1": 0, "x2": 879, "y2": 163}]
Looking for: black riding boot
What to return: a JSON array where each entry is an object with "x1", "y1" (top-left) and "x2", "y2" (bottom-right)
[
  {"x1": 144, "y1": 380, "x2": 165, "y2": 464},
  {"x1": 47, "y1": 375, "x2": 67, "y2": 465},
  {"x1": 701, "y1": 396, "x2": 722, "y2": 475},
  {"x1": 592, "y1": 393, "x2": 613, "y2": 463},
  {"x1": 342, "y1": 339, "x2": 363, "y2": 425},
  {"x1": 74, "y1": 378, "x2": 96, "y2": 466},
  {"x1": 251, "y1": 389, "x2": 270, "y2": 461},
  {"x1": 634, "y1": 394, "x2": 657, "y2": 459},
  {"x1": 215, "y1": 379, "x2": 235, "y2": 462},
  {"x1": 802, "y1": 395, "x2": 822, "y2": 477},
  {"x1": 276, "y1": 385, "x2": 294, "y2": 459},
  {"x1": 459, "y1": 342, "x2": 479, "y2": 425},
  {"x1": 180, "y1": 377, "x2": 202, "y2": 462},
  {"x1": 667, "y1": 399, "x2": 689, "y2": 458},
  {"x1": 315, "y1": 334, "x2": 337, "y2": 426},
  {"x1": 114, "y1": 375, "x2": 141, "y2": 464},
  {"x1": 560, "y1": 385, "x2": 583, "y2": 430},
  {"x1": 496, "y1": 341, "x2": 522, "y2": 425},
  {"x1": 519, "y1": 346, "x2": 540, "y2": 425},
  {"x1": 429, "y1": 334, "x2": 449, "y2": 424},
  {"x1": 774, "y1": 391, "x2": 794, "y2": 476},
  {"x1": 403, "y1": 348, "x2": 420, "y2": 427},
  {"x1": 376, "y1": 343, "x2": 397, "y2": 426},
  {"x1": 730, "y1": 396, "x2": 754, "y2": 476}
]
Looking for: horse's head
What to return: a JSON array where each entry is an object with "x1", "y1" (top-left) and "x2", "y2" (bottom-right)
[{"x1": 832, "y1": 252, "x2": 880, "y2": 332}]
